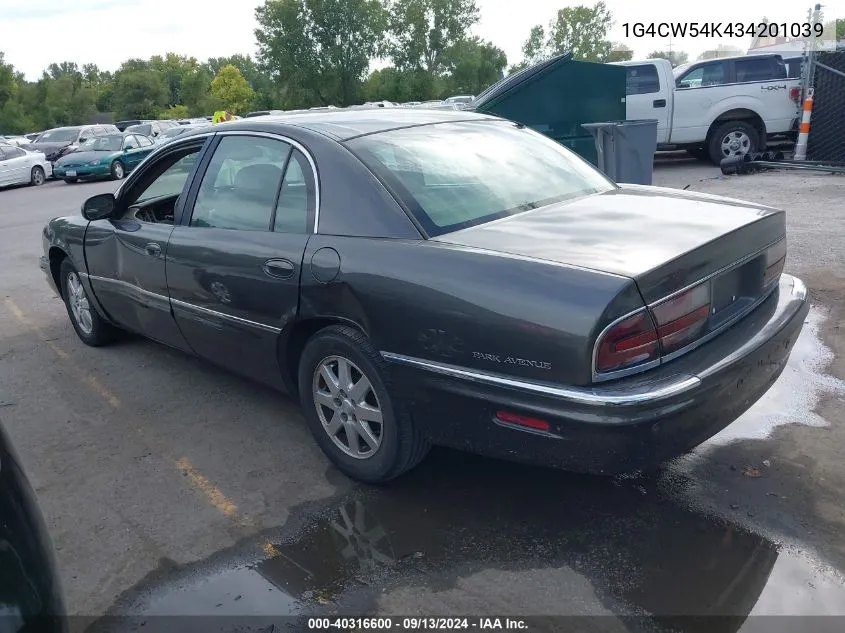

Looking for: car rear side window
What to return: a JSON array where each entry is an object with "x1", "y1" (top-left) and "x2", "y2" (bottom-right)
[
  {"x1": 273, "y1": 149, "x2": 315, "y2": 234},
  {"x1": 136, "y1": 135, "x2": 153, "y2": 147},
  {"x1": 347, "y1": 120, "x2": 614, "y2": 236},
  {"x1": 625, "y1": 64, "x2": 660, "y2": 95},
  {"x1": 735, "y1": 57, "x2": 782, "y2": 82},
  {"x1": 190, "y1": 135, "x2": 291, "y2": 232}
]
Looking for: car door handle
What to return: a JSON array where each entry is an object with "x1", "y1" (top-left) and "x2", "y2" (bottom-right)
[
  {"x1": 263, "y1": 258, "x2": 295, "y2": 279},
  {"x1": 144, "y1": 242, "x2": 162, "y2": 257},
  {"x1": 653, "y1": 99, "x2": 667, "y2": 108}
]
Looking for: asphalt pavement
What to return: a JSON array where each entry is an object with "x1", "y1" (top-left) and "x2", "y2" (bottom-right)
[{"x1": 2, "y1": 163, "x2": 845, "y2": 632}]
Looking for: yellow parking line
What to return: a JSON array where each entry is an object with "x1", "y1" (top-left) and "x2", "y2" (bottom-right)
[{"x1": 3, "y1": 297, "x2": 258, "y2": 529}]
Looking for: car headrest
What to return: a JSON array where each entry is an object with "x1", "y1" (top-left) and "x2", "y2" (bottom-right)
[{"x1": 234, "y1": 163, "x2": 283, "y2": 194}]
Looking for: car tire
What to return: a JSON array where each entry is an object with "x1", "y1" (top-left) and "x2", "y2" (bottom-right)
[
  {"x1": 110, "y1": 160, "x2": 125, "y2": 180},
  {"x1": 30, "y1": 166, "x2": 46, "y2": 186},
  {"x1": 708, "y1": 121, "x2": 760, "y2": 165},
  {"x1": 298, "y1": 325, "x2": 430, "y2": 483},
  {"x1": 64, "y1": 178, "x2": 78, "y2": 184},
  {"x1": 59, "y1": 259, "x2": 116, "y2": 347}
]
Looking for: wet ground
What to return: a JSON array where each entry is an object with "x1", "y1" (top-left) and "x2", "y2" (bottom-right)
[{"x1": 1, "y1": 158, "x2": 845, "y2": 631}]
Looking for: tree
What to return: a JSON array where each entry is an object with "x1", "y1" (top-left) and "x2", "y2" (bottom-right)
[
  {"x1": 387, "y1": 0, "x2": 480, "y2": 74},
  {"x1": 255, "y1": 0, "x2": 388, "y2": 107},
  {"x1": 441, "y1": 37, "x2": 506, "y2": 95},
  {"x1": 112, "y1": 69, "x2": 169, "y2": 119},
  {"x1": 361, "y1": 67, "x2": 441, "y2": 102},
  {"x1": 606, "y1": 43, "x2": 633, "y2": 62},
  {"x1": 207, "y1": 54, "x2": 276, "y2": 109},
  {"x1": 647, "y1": 50, "x2": 689, "y2": 67},
  {"x1": 698, "y1": 45, "x2": 743, "y2": 60},
  {"x1": 161, "y1": 104, "x2": 190, "y2": 119},
  {"x1": 517, "y1": 2, "x2": 616, "y2": 65},
  {"x1": 210, "y1": 65, "x2": 255, "y2": 114}
]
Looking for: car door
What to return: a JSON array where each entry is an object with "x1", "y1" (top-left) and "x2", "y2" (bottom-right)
[
  {"x1": 671, "y1": 60, "x2": 730, "y2": 144},
  {"x1": 121, "y1": 134, "x2": 144, "y2": 170},
  {"x1": 165, "y1": 132, "x2": 315, "y2": 388},
  {"x1": 621, "y1": 63, "x2": 670, "y2": 143},
  {"x1": 83, "y1": 136, "x2": 212, "y2": 351},
  {"x1": 0, "y1": 146, "x2": 11, "y2": 185},
  {"x1": 4, "y1": 146, "x2": 30, "y2": 184},
  {"x1": 131, "y1": 134, "x2": 156, "y2": 166}
]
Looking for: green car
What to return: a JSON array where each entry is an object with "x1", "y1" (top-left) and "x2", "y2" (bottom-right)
[{"x1": 53, "y1": 132, "x2": 156, "y2": 183}]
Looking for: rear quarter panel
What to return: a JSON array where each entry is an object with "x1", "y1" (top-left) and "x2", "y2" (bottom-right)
[{"x1": 299, "y1": 236, "x2": 645, "y2": 387}]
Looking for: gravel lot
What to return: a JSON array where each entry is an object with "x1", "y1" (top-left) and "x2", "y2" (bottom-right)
[{"x1": 1, "y1": 158, "x2": 844, "y2": 627}]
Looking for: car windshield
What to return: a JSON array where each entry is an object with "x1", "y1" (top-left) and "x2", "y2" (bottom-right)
[
  {"x1": 347, "y1": 120, "x2": 615, "y2": 236},
  {"x1": 126, "y1": 124, "x2": 151, "y2": 135},
  {"x1": 77, "y1": 135, "x2": 122, "y2": 151},
  {"x1": 35, "y1": 128, "x2": 79, "y2": 143}
]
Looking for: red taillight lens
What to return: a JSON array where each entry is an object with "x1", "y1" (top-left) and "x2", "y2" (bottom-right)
[
  {"x1": 495, "y1": 410, "x2": 551, "y2": 432},
  {"x1": 764, "y1": 240, "x2": 786, "y2": 287},
  {"x1": 595, "y1": 311, "x2": 659, "y2": 373},
  {"x1": 789, "y1": 87, "x2": 801, "y2": 103},
  {"x1": 651, "y1": 282, "x2": 711, "y2": 355}
]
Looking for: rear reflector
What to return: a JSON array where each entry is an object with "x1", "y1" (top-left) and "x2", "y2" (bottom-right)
[
  {"x1": 789, "y1": 87, "x2": 801, "y2": 103},
  {"x1": 495, "y1": 410, "x2": 551, "y2": 432},
  {"x1": 764, "y1": 240, "x2": 787, "y2": 287},
  {"x1": 595, "y1": 311, "x2": 659, "y2": 373}
]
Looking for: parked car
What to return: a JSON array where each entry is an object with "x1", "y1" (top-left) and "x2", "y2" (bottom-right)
[
  {"x1": 0, "y1": 420, "x2": 68, "y2": 633},
  {"x1": 25, "y1": 132, "x2": 42, "y2": 141},
  {"x1": 40, "y1": 109, "x2": 808, "y2": 483},
  {"x1": 28, "y1": 125, "x2": 120, "y2": 168},
  {"x1": 124, "y1": 121, "x2": 178, "y2": 138},
  {"x1": 613, "y1": 54, "x2": 802, "y2": 163},
  {"x1": 53, "y1": 133, "x2": 156, "y2": 183},
  {"x1": 0, "y1": 142, "x2": 51, "y2": 188},
  {"x1": 444, "y1": 95, "x2": 475, "y2": 105},
  {"x1": 245, "y1": 110, "x2": 285, "y2": 118},
  {"x1": 153, "y1": 124, "x2": 208, "y2": 145},
  {"x1": 1, "y1": 134, "x2": 32, "y2": 146}
]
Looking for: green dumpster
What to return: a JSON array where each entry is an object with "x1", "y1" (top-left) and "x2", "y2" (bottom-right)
[{"x1": 471, "y1": 53, "x2": 627, "y2": 166}]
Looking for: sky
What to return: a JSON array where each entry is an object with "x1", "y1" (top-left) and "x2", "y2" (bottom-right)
[{"x1": 1, "y1": 0, "x2": 842, "y2": 81}]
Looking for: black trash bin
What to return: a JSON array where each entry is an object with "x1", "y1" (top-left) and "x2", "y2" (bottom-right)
[{"x1": 581, "y1": 119, "x2": 658, "y2": 185}]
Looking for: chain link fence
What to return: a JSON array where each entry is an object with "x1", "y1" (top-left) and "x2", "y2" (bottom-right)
[{"x1": 807, "y1": 51, "x2": 845, "y2": 162}]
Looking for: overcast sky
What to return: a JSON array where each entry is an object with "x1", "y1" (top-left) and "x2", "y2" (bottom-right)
[{"x1": 1, "y1": 0, "x2": 841, "y2": 81}]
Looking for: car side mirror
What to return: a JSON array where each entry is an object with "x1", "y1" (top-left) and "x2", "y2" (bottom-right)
[
  {"x1": 82, "y1": 193, "x2": 116, "y2": 221},
  {"x1": 79, "y1": 137, "x2": 88, "y2": 143},
  {"x1": 124, "y1": 145, "x2": 135, "y2": 151}
]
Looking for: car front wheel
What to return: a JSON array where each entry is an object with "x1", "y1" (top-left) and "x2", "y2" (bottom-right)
[
  {"x1": 298, "y1": 325, "x2": 430, "y2": 483},
  {"x1": 110, "y1": 160, "x2": 125, "y2": 180},
  {"x1": 60, "y1": 259, "x2": 116, "y2": 347}
]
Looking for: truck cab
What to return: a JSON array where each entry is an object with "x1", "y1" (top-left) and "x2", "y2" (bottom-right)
[{"x1": 613, "y1": 55, "x2": 801, "y2": 164}]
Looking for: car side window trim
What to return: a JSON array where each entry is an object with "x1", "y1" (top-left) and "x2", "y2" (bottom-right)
[
  {"x1": 213, "y1": 130, "x2": 321, "y2": 234},
  {"x1": 268, "y1": 146, "x2": 295, "y2": 230}
]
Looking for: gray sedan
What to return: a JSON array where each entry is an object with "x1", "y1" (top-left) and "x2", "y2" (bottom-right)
[{"x1": 39, "y1": 109, "x2": 808, "y2": 482}]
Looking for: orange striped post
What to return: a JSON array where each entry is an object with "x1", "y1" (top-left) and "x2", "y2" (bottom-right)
[{"x1": 793, "y1": 89, "x2": 814, "y2": 161}]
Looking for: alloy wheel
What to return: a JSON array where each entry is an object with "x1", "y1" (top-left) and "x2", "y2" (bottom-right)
[
  {"x1": 312, "y1": 355, "x2": 384, "y2": 459},
  {"x1": 720, "y1": 130, "x2": 752, "y2": 158},
  {"x1": 66, "y1": 272, "x2": 93, "y2": 335}
]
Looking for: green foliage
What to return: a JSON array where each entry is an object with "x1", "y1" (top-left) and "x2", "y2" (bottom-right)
[
  {"x1": 161, "y1": 104, "x2": 190, "y2": 120},
  {"x1": 605, "y1": 43, "x2": 633, "y2": 62},
  {"x1": 518, "y1": 2, "x2": 616, "y2": 64},
  {"x1": 647, "y1": 50, "x2": 689, "y2": 67},
  {"x1": 210, "y1": 65, "x2": 255, "y2": 114},
  {"x1": 698, "y1": 45, "x2": 743, "y2": 61},
  {"x1": 255, "y1": 0, "x2": 389, "y2": 107}
]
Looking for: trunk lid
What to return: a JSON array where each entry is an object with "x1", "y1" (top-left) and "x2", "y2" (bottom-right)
[{"x1": 432, "y1": 184, "x2": 785, "y2": 304}]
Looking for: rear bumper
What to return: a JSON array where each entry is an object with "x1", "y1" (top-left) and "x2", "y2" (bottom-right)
[{"x1": 383, "y1": 275, "x2": 809, "y2": 474}]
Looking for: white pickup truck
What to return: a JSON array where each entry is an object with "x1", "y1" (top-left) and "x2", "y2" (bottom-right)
[{"x1": 612, "y1": 54, "x2": 802, "y2": 164}]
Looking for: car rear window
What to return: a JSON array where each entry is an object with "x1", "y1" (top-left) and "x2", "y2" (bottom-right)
[{"x1": 346, "y1": 120, "x2": 614, "y2": 236}]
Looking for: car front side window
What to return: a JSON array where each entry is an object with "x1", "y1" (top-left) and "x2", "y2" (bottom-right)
[{"x1": 190, "y1": 135, "x2": 291, "y2": 232}]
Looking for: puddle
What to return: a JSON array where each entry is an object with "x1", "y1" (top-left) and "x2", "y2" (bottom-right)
[
  {"x1": 702, "y1": 305, "x2": 845, "y2": 446},
  {"x1": 90, "y1": 451, "x2": 845, "y2": 633}
]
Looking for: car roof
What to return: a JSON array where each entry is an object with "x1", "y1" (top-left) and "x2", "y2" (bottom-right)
[{"x1": 233, "y1": 107, "x2": 498, "y2": 141}]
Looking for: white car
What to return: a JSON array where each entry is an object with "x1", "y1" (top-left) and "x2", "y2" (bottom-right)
[
  {"x1": 0, "y1": 143, "x2": 52, "y2": 188},
  {"x1": 1, "y1": 135, "x2": 32, "y2": 147}
]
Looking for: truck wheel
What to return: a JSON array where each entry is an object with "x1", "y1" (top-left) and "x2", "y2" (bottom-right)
[{"x1": 708, "y1": 121, "x2": 759, "y2": 165}]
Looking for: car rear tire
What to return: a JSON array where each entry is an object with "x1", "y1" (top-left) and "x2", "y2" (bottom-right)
[
  {"x1": 708, "y1": 121, "x2": 760, "y2": 165},
  {"x1": 64, "y1": 178, "x2": 78, "y2": 184},
  {"x1": 110, "y1": 161, "x2": 125, "y2": 180},
  {"x1": 298, "y1": 325, "x2": 430, "y2": 483},
  {"x1": 59, "y1": 259, "x2": 116, "y2": 347},
  {"x1": 30, "y1": 166, "x2": 45, "y2": 186}
]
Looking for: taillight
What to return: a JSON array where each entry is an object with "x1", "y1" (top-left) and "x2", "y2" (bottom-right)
[
  {"x1": 651, "y1": 283, "x2": 711, "y2": 355},
  {"x1": 595, "y1": 311, "x2": 659, "y2": 373},
  {"x1": 789, "y1": 87, "x2": 801, "y2": 103},
  {"x1": 764, "y1": 240, "x2": 786, "y2": 287}
]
